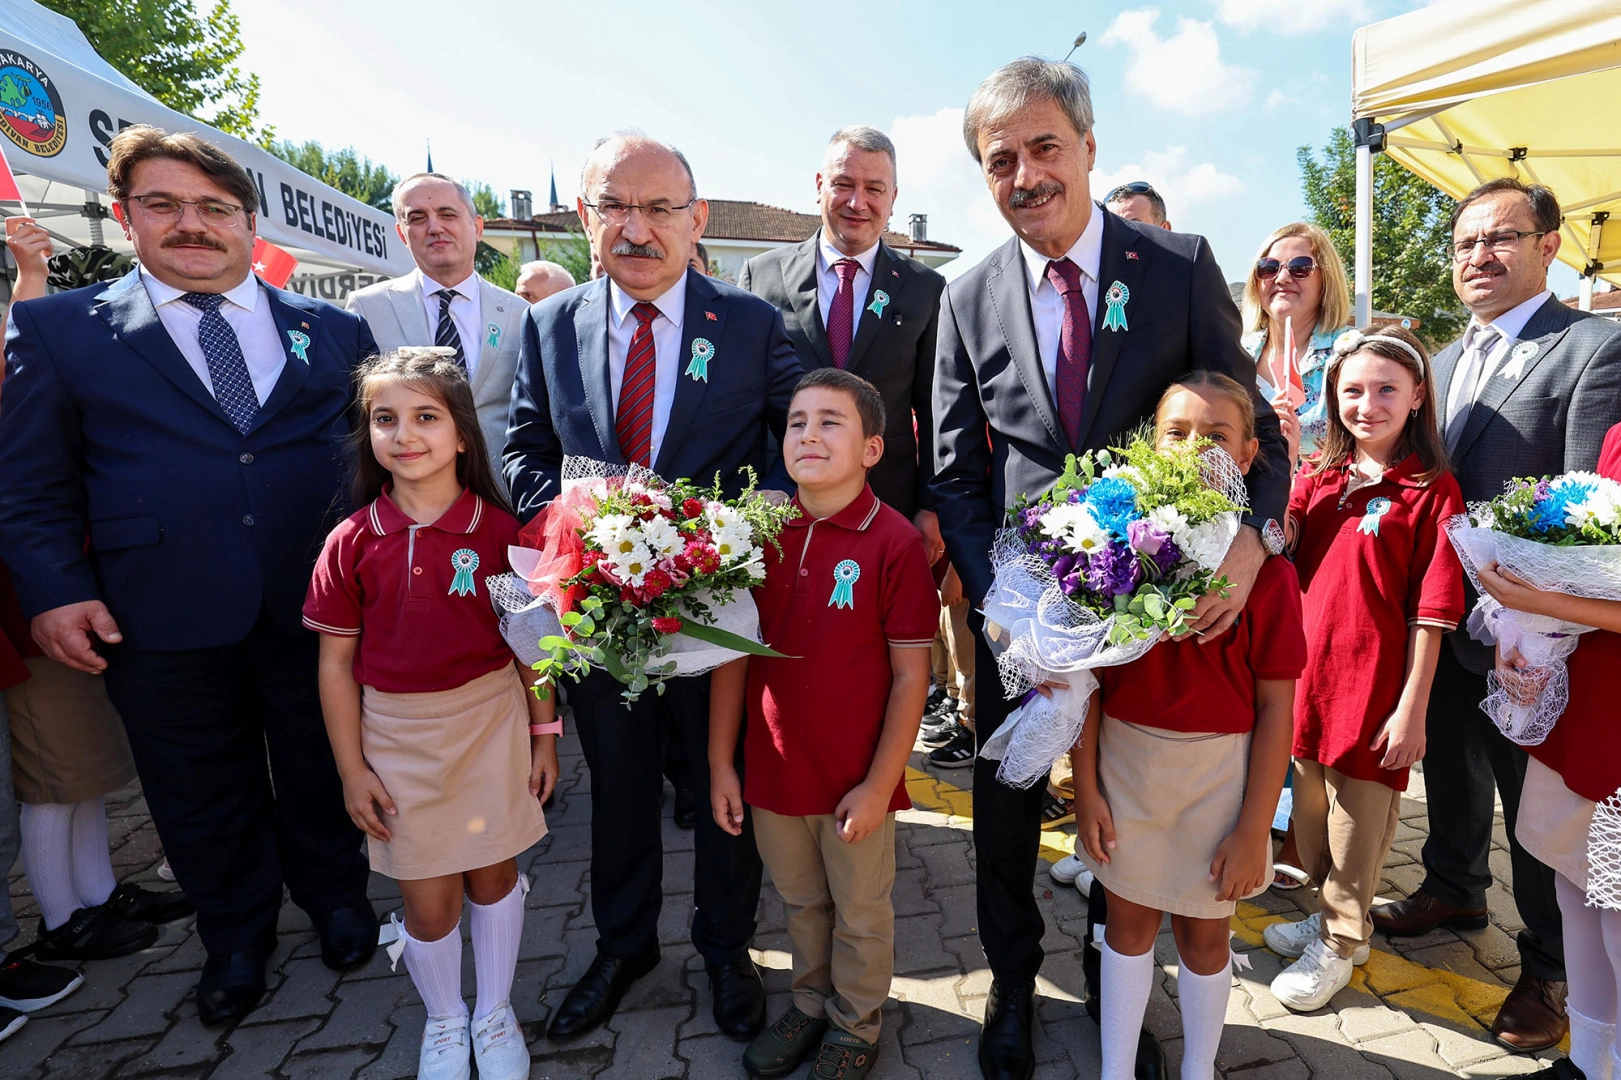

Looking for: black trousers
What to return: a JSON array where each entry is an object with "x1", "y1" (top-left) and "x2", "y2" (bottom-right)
[
  {"x1": 1419, "y1": 646, "x2": 1564, "y2": 980},
  {"x1": 101, "y1": 609, "x2": 370, "y2": 957},
  {"x1": 970, "y1": 629, "x2": 1049, "y2": 981},
  {"x1": 569, "y1": 667, "x2": 761, "y2": 964}
]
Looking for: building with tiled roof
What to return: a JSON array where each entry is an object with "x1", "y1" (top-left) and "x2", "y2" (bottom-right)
[{"x1": 1562, "y1": 287, "x2": 1621, "y2": 321}]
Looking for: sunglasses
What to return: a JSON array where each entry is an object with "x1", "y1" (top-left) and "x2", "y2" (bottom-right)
[
  {"x1": 1105, "y1": 181, "x2": 1159, "y2": 201},
  {"x1": 1255, "y1": 256, "x2": 1317, "y2": 281}
]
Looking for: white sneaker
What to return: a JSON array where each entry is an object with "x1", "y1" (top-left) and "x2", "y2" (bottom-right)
[
  {"x1": 1270, "y1": 938, "x2": 1354, "y2": 1012},
  {"x1": 418, "y1": 1013, "x2": 471, "y2": 1080},
  {"x1": 472, "y1": 1002, "x2": 530, "y2": 1080},
  {"x1": 1050, "y1": 853, "x2": 1086, "y2": 885},
  {"x1": 1263, "y1": 913, "x2": 1370, "y2": 964}
]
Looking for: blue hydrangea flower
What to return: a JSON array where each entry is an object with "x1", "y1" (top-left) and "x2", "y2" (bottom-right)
[{"x1": 1081, "y1": 477, "x2": 1139, "y2": 540}]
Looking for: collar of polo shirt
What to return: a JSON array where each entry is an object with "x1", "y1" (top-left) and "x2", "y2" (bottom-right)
[
  {"x1": 786, "y1": 484, "x2": 881, "y2": 531},
  {"x1": 368, "y1": 485, "x2": 486, "y2": 536}
]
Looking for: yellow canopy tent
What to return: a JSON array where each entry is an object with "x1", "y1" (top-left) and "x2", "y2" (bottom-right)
[{"x1": 1349, "y1": 0, "x2": 1621, "y2": 321}]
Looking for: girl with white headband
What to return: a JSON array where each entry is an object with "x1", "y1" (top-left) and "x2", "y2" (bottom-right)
[{"x1": 1264, "y1": 324, "x2": 1468, "y2": 1011}]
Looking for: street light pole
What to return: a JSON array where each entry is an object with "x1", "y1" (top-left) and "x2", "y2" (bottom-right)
[{"x1": 1063, "y1": 32, "x2": 1087, "y2": 62}]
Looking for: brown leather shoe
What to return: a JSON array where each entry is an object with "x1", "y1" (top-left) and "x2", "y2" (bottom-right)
[
  {"x1": 1492, "y1": 974, "x2": 1568, "y2": 1052},
  {"x1": 1370, "y1": 889, "x2": 1489, "y2": 936}
]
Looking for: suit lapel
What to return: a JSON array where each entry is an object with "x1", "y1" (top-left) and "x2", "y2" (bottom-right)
[
  {"x1": 986, "y1": 237, "x2": 1064, "y2": 449},
  {"x1": 573, "y1": 278, "x2": 619, "y2": 461},
  {"x1": 1453, "y1": 299, "x2": 1570, "y2": 460},
  {"x1": 95, "y1": 271, "x2": 237, "y2": 428},
  {"x1": 253, "y1": 287, "x2": 315, "y2": 431},
  {"x1": 388, "y1": 272, "x2": 432, "y2": 343},
  {"x1": 1077, "y1": 213, "x2": 1147, "y2": 448},
  {"x1": 846, "y1": 242, "x2": 898, "y2": 374},
  {"x1": 786, "y1": 236, "x2": 832, "y2": 368},
  {"x1": 1433, "y1": 340, "x2": 1462, "y2": 420},
  {"x1": 468, "y1": 278, "x2": 508, "y2": 399},
  {"x1": 655, "y1": 272, "x2": 726, "y2": 476}
]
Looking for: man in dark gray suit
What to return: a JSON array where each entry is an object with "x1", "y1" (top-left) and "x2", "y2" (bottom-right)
[
  {"x1": 1372, "y1": 177, "x2": 1621, "y2": 1054},
  {"x1": 931, "y1": 58, "x2": 1289, "y2": 1080}
]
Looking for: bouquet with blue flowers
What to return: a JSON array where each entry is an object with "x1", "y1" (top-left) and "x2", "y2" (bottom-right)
[
  {"x1": 978, "y1": 437, "x2": 1248, "y2": 788},
  {"x1": 1446, "y1": 470, "x2": 1621, "y2": 745}
]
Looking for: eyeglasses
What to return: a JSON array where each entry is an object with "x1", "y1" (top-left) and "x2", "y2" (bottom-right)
[
  {"x1": 1255, "y1": 256, "x2": 1317, "y2": 280},
  {"x1": 583, "y1": 199, "x2": 696, "y2": 225},
  {"x1": 1450, "y1": 230, "x2": 1546, "y2": 261},
  {"x1": 125, "y1": 194, "x2": 246, "y2": 227},
  {"x1": 1105, "y1": 181, "x2": 1159, "y2": 202}
]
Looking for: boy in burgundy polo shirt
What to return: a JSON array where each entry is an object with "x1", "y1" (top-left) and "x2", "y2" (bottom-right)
[{"x1": 710, "y1": 368, "x2": 937, "y2": 1080}]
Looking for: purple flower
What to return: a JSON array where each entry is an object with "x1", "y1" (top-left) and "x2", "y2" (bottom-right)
[
  {"x1": 1051, "y1": 553, "x2": 1077, "y2": 579},
  {"x1": 1060, "y1": 570, "x2": 1085, "y2": 596},
  {"x1": 1085, "y1": 541, "x2": 1142, "y2": 600},
  {"x1": 1127, "y1": 521, "x2": 1180, "y2": 579}
]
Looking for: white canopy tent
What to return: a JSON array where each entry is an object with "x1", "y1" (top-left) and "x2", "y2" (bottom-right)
[
  {"x1": 0, "y1": 0, "x2": 411, "y2": 278},
  {"x1": 1349, "y1": 0, "x2": 1621, "y2": 322}
]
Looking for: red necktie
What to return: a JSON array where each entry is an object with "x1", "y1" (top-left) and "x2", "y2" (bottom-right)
[
  {"x1": 827, "y1": 258, "x2": 859, "y2": 369},
  {"x1": 616, "y1": 301, "x2": 660, "y2": 467},
  {"x1": 1045, "y1": 258, "x2": 1092, "y2": 448}
]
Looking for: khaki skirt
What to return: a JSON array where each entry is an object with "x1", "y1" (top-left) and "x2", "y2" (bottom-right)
[
  {"x1": 361, "y1": 663, "x2": 547, "y2": 880},
  {"x1": 1517, "y1": 756, "x2": 1595, "y2": 889},
  {"x1": 1081, "y1": 714, "x2": 1262, "y2": 919},
  {"x1": 4, "y1": 657, "x2": 136, "y2": 805}
]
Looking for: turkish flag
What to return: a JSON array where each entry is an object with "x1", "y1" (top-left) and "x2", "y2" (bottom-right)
[
  {"x1": 251, "y1": 236, "x2": 298, "y2": 288},
  {"x1": 0, "y1": 144, "x2": 23, "y2": 206}
]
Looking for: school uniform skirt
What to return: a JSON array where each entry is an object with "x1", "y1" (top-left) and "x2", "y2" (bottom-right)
[
  {"x1": 1081, "y1": 714, "x2": 1264, "y2": 919},
  {"x1": 360, "y1": 663, "x2": 547, "y2": 880},
  {"x1": 1517, "y1": 756, "x2": 1597, "y2": 889},
  {"x1": 4, "y1": 657, "x2": 137, "y2": 805}
]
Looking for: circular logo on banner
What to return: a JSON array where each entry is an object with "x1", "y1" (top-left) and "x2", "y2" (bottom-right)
[{"x1": 0, "y1": 50, "x2": 67, "y2": 158}]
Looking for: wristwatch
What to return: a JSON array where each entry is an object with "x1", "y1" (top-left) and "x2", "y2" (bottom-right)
[{"x1": 1261, "y1": 518, "x2": 1286, "y2": 556}]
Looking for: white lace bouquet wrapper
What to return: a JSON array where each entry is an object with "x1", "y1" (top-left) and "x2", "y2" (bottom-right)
[
  {"x1": 1590, "y1": 788, "x2": 1621, "y2": 911},
  {"x1": 1444, "y1": 514, "x2": 1621, "y2": 746}
]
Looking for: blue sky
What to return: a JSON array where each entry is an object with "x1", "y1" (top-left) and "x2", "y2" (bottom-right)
[{"x1": 234, "y1": 0, "x2": 1577, "y2": 295}]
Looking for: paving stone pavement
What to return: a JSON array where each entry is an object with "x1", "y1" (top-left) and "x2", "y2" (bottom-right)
[{"x1": 2, "y1": 727, "x2": 1568, "y2": 1079}]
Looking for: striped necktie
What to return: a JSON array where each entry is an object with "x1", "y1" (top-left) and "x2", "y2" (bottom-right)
[
  {"x1": 616, "y1": 301, "x2": 660, "y2": 467},
  {"x1": 433, "y1": 288, "x2": 465, "y2": 367}
]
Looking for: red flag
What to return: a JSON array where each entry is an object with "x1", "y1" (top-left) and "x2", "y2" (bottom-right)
[
  {"x1": 0, "y1": 142, "x2": 24, "y2": 207},
  {"x1": 251, "y1": 237, "x2": 298, "y2": 288}
]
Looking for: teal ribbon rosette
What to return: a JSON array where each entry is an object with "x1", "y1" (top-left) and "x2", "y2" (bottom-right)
[
  {"x1": 828, "y1": 558, "x2": 860, "y2": 609},
  {"x1": 686, "y1": 337, "x2": 715, "y2": 382},
  {"x1": 1102, "y1": 281, "x2": 1130, "y2": 332},
  {"x1": 286, "y1": 330, "x2": 311, "y2": 363},
  {"x1": 448, "y1": 548, "x2": 480, "y2": 596},
  {"x1": 1358, "y1": 496, "x2": 1392, "y2": 536},
  {"x1": 867, "y1": 289, "x2": 890, "y2": 317}
]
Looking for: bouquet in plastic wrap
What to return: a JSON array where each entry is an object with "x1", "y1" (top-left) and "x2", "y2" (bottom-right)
[
  {"x1": 978, "y1": 436, "x2": 1249, "y2": 788},
  {"x1": 1444, "y1": 471, "x2": 1621, "y2": 746},
  {"x1": 487, "y1": 458, "x2": 799, "y2": 704}
]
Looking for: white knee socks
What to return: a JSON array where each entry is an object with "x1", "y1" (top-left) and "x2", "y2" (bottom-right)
[
  {"x1": 402, "y1": 923, "x2": 467, "y2": 1020},
  {"x1": 468, "y1": 877, "x2": 528, "y2": 1020},
  {"x1": 1570, "y1": 1006, "x2": 1615, "y2": 1080},
  {"x1": 70, "y1": 798, "x2": 117, "y2": 909},
  {"x1": 19, "y1": 803, "x2": 77, "y2": 930},
  {"x1": 1557, "y1": 872, "x2": 1619, "y2": 1080},
  {"x1": 1100, "y1": 939, "x2": 1156, "y2": 1080},
  {"x1": 1176, "y1": 956, "x2": 1232, "y2": 1080}
]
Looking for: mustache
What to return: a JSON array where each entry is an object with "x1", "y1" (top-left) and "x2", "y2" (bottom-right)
[
  {"x1": 610, "y1": 239, "x2": 665, "y2": 259},
  {"x1": 1008, "y1": 181, "x2": 1064, "y2": 208},
  {"x1": 161, "y1": 231, "x2": 228, "y2": 251}
]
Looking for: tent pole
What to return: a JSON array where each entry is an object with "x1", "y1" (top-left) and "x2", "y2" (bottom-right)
[
  {"x1": 1580, "y1": 274, "x2": 1594, "y2": 312},
  {"x1": 1353, "y1": 119, "x2": 1384, "y2": 326}
]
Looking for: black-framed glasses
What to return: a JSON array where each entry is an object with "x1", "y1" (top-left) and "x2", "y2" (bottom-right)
[
  {"x1": 1450, "y1": 230, "x2": 1546, "y2": 261},
  {"x1": 1105, "y1": 180, "x2": 1159, "y2": 202},
  {"x1": 1256, "y1": 256, "x2": 1317, "y2": 280},
  {"x1": 125, "y1": 194, "x2": 245, "y2": 227},
  {"x1": 582, "y1": 199, "x2": 696, "y2": 225}
]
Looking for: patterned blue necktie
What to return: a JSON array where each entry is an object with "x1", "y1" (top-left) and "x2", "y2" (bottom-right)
[{"x1": 181, "y1": 292, "x2": 261, "y2": 433}]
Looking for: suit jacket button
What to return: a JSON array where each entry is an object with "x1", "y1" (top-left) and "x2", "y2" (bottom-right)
[
  {"x1": 242, "y1": 514, "x2": 255, "y2": 526},
  {"x1": 239, "y1": 452, "x2": 254, "y2": 464}
]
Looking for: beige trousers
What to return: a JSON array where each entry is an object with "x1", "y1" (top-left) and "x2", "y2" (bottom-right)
[
  {"x1": 754, "y1": 808, "x2": 897, "y2": 1042},
  {"x1": 1292, "y1": 759, "x2": 1402, "y2": 958},
  {"x1": 933, "y1": 599, "x2": 975, "y2": 728}
]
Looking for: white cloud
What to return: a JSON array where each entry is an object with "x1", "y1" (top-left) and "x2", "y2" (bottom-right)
[
  {"x1": 1091, "y1": 146, "x2": 1245, "y2": 225},
  {"x1": 1265, "y1": 88, "x2": 1290, "y2": 110},
  {"x1": 1101, "y1": 9, "x2": 1258, "y2": 117},
  {"x1": 1213, "y1": 0, "x2": 1371, "y2": 35}
]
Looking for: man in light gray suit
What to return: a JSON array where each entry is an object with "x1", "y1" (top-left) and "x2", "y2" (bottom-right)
[
  {"x1": 1371, "y1": 177, "x2": 1621, "y2": 1055},
  {"x1": 347, "y1": 172, "x2": 525, "y2": 480}
]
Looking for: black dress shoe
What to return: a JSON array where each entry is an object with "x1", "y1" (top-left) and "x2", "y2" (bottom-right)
[
  {"x1": 314, "y1": 903, "x2": 378, "y2": 971},
  {"x1": 1133, "y1": 1026, "x2": 1168, "y2": 1080},
  {"x1": 673, "y1": 786, "x2": 698, "y2": 830},
  {"x1": 707, "y1": 956, "x2": 765, "y2": 1040},
  {"x1": 196, "y1": 951, "x2": 267, "y2": 1026},
  {"x1": 547, "y1": 948, "x2": 659, "y2": 1041},
  {"x1": 978, "y1": 979, "x2": 1035, "y2": 1080},
  {"x1": 34, "y1": 906, "x2": 158, "y2": 961},
  {"x1": 102, "y1": 882, "x2": 196, "y2": 924}
]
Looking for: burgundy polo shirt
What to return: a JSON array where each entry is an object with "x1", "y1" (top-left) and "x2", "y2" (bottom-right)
[
  {"x1": 303, "y1": 487, "x2": 521, "y2": 693},
  {"x1": 744, "y1": 485, "x2": 939, "y2": 817}
]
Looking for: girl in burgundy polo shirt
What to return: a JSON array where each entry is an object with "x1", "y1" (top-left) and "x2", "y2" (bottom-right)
[
  {"x1": 1482, "y1": 423, "x2": 1621, "y2": 1080},
  {"x1": 303, "y1": 349, "x2": 557, "y2": 1080},
  {"x1": 1265, "y1": 326, "x2": 1465, "y2": 1014},
  {"x1": 1077, "y1": 372, "x2": 1306, "y2": 1080}
]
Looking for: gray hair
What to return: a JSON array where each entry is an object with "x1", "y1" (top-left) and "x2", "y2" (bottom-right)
[
  {"x1": 517, "y1": 260, "x2": 575, "y2": 284},
  {"x1": 579, "y1": 133, "x2": 698, "y2": 203},
  {"x1": 963, "y1": 57, "x2": 1094, "y2": 164},
  {"x1": 390, "y1": 172, "x2": 478, "y2": 220},
  {"x1": 826, "y1": 125, "x2": 896, "y2": 173}
]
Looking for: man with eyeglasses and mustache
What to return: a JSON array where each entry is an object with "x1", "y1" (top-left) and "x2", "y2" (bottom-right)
[
  {"x1": 930, "y1": 58, "x2": 1289, "y2": 1080},
  {"x1": 0, "y1": 125, "x2": 381, "y2": 1025},
  {"x1": 505, "y1": 133, "x2": 802, "y2": 1044},
  {"x1": 1371, "y1": 177, "x2": 1621, "y2": 1060}
]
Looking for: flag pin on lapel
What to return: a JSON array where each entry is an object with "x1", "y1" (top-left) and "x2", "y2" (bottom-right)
[
  {"x1": 891, "y1": 269, "x2": 900, "y2": 278},
  {"x1": 300, "y1": 321, "x2": 310, "y2": 328},
  {"x1": 1126, "y1": 251, "x2": 1139, "y2": 260},
  {"x1": 705, "y1": 310, "x2": 717, "y2": 321}
]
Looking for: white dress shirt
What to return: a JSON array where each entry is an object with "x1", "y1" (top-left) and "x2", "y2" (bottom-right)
[
  {"x1": 418, "y1": 270, "x2": 485, "y2": 378},
  {"x1": 1020, "y1": 203, "x2": 1103, "y2": 398},
  {"x1": 1446, "y1": 288, "x2": 1552, "y2": 418},
  {"x1": 815, "y1": 231, "x2": 879, "y2": 345},
  {"x1": 142, "y1": 269, "x2": 285, "y2": 405},
  {"x1": 607, "y1": 271, "x2": 687, "y2": 465}
]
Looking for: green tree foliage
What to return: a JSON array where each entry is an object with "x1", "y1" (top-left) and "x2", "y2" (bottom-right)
[
  {"x1": 1298, "y1": 127, "x2": 1467, "y2": 347},
  {"x1": 267, "y1": 140, "x2": 398, "y2": 211},
  {"x1": 537, "y1": 236, "x2": 592, "y2": 285},
  {"x1": 468, "y1": 182, "x2": 505, "y2": 220},
  {"x1": 43, "y1": 0, "x2": 270, "y2": 144}
]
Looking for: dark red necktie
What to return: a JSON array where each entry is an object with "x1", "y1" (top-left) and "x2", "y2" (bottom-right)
[
  {"x1": 827, "y1": 258, "x2": 859, "y2": 369},
  {"x1": 616, "y1": 301, "x2": 659, "y2": 466},
  {"x1": 1045, "y1": 258, "x2": 1092, "y2": 448}
]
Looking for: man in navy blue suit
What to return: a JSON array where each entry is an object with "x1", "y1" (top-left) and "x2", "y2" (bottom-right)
[
  {"x1": 505, "y1": 134, "x2": 802, "y2": 1043},
  {"x1": 0, "y1": 126, "x2": 378, "y2": 1025}
]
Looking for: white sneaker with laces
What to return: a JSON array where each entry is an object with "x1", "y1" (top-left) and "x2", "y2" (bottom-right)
[
  {"x1": 1270, "y1": 937, "x2": 1354, "y2": 1012},
  {"x1": 418, "y1": 1013, "x2": 472, "y2": 1080},
  {"x1": 1050, "y1": 854, "x2": 1086, "y2": 885},
  {"x1": 1263, "y1": 913, "x2": 1370, "y2": 964},
  {"x1": 472, "y1": 1002, "x2": 530, "y2": 1080}
]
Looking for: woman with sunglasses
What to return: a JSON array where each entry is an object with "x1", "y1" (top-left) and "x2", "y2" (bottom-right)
[{"x1": 1240, "y1": 223, "x2": 1353, "y2": 467}]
